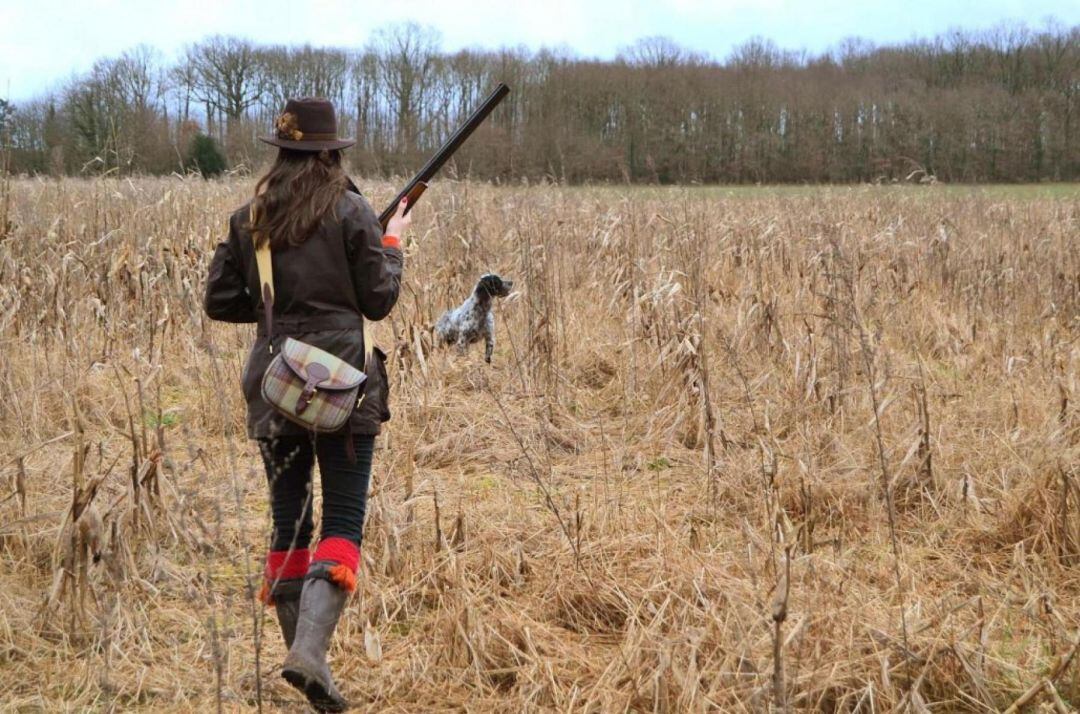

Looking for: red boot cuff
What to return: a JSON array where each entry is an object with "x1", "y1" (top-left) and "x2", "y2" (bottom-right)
[
  {"x1": 266, "y1": 547, "x2": 311, "y2": 581},
  {"x1": 312, "y1": 537, "x2": 360, "y2": 593},
  {"x1": 313, "y1": 537, "x2": 360, "y2": 573},
  {"x1": 261, "y1": 548, "x2": 310, "y2": 604}
]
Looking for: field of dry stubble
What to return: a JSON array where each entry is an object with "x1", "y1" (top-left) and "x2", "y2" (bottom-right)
[{"x1": 0, "y1": 176, "x2": 1078, "y2": 712}]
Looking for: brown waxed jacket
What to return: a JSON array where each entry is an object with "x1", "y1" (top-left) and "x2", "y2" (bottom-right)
[{"x1": 203, "y1": 188, "x2": 403, "y2": 439}]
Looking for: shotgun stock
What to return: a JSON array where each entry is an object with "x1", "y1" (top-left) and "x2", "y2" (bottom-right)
[{"x1": 378, "y1": 83, "x2": 510, "y2": 231}]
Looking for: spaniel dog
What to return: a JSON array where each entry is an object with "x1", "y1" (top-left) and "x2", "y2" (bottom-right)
[{"x1": 435, "y1": 274, "x2": 513, "y2": 363}]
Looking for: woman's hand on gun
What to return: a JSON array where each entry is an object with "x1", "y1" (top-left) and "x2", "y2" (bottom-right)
[{"x1": 385, "y1": 197, "x2": 411, "y2": 239}]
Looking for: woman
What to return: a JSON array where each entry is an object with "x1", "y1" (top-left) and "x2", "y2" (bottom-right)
[{"x1": 203, "y1": 97, "x2": 409, "y2": 712}]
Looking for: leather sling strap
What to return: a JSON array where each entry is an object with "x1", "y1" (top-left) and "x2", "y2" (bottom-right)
[
  {"x1": 249, "y1": 201, "x2": 373, "y2": 372},
  {"x1": 251, "y1": 204, "x2": 276, "y2": 353}
]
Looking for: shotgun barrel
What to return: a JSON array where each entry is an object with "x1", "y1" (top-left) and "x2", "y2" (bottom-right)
[{"x1": 378, "y1": 83, "x2": 510, "y2": 230}]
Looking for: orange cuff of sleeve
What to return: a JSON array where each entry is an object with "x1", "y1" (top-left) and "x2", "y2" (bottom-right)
[{"x1": 382, "y1": 234, "x2": 401, "y2": 250}]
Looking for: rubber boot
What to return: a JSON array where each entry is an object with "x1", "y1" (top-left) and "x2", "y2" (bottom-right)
[
  {"x1": 281, "y1": 568, "x2": 350, "y2": 712},
  {"x1": 267, "y1": 578, "x2": 304, "y2": 648}
]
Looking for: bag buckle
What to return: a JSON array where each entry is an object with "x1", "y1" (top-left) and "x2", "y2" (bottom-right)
[{"x1": 296, "y1": 362, "x2": 330, "y2": 415}]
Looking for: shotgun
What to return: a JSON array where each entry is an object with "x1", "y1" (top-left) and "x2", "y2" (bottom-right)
[{"x1": 377, "y1": 83, "x2": 510, "y2": 230}]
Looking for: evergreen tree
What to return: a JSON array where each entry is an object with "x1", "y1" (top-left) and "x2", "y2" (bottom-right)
[{"x1": 185, "y1": 133, "x2": 226, "y2": 177}]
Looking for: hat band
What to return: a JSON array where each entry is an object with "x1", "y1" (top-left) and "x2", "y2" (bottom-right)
[{"x1": 288, "y1": 132, "x2": 339, "y2": 141}]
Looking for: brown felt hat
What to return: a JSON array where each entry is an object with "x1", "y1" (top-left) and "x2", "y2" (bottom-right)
[{"x1": 259, "y1": 97, "x2": 355, "y2": 151}]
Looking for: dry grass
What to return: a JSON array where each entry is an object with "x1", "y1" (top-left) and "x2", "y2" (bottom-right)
[{"x1": 0, "y1": 176, "x2": 1078, "y2": 712}]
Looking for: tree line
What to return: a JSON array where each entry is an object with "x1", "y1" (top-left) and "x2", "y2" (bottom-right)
[{"x1": 2, "y1": 20, "x2": 1077, "y2": 183}]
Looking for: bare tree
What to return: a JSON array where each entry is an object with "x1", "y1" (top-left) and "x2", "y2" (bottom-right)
[
  {"x1": 619, "y1": 36, "x2": 699, "y2": 68},
  {"x1": 169, "y1": 57, "x2": 198, "y2": 127},
  {"x1": 186, "y1": 36, "x2": 266, "y2": 158},
  {"x1": 368, "y1": 22, "x2": 442, "y2": 152},
  {"x1": 264, "y1": 45, "x2": 350, "y2": 107},
  {"x1": 350, "y1": 49, "x2": 381, "y2": 156},
  {"x1": 0, "y1": 98, "x2": 12, "y2": 138}
]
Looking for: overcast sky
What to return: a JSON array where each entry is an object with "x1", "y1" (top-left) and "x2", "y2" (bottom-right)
[{"x1": 2, "y1": 0, "x2": 1076, "y2": 101}]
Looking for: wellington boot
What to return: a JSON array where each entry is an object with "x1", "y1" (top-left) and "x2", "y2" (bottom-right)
[
  {"x1": 281, "y1": 575, "x2": 349, "y2": 712},
  {"x1": 268, "y1": 578, "x2": 304, "y2": 649}
]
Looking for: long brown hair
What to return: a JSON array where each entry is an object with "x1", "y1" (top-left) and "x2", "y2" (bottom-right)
[{"x1": 250, "y1": 148, "x2": 348, "y2": 248}]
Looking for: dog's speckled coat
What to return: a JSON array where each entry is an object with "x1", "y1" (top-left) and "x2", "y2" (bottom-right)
[{"x1": 435, "y1": 274, "x2": 513, "y2": 363}]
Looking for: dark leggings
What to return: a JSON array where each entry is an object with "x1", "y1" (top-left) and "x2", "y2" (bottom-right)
[{"x1": 257, "y1": 433, "x2": 374, "y2": 552}]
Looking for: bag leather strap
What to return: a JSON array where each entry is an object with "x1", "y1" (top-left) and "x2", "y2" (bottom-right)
[{"x1": 250, "y1": 204, "x2": 276, "y2": 353}]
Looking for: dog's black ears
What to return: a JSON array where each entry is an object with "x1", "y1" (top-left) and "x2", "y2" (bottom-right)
[{"x1": 477, "y1": 273, "x2": 503, "y2": 295}]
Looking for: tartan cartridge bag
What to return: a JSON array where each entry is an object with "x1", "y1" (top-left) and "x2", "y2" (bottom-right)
[
  {"x1": 251, "y1": 206, "x2": 367, "y2": 432},
  {"x1": 262, "y1": 338, "x2": 366, "y2": 432}
]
